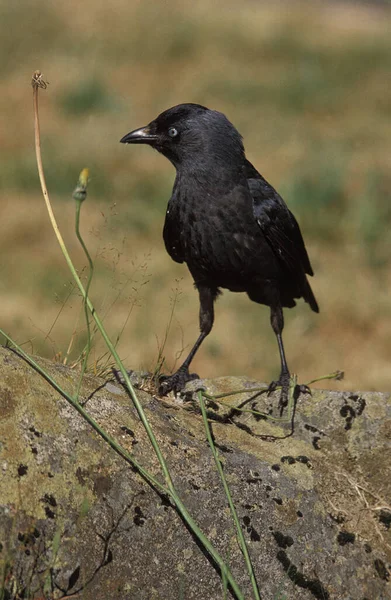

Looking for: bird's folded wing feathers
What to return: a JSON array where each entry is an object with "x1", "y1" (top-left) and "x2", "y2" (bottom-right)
[{"x1": 244, "y1": 161, "x2": 313, "y2": 277}]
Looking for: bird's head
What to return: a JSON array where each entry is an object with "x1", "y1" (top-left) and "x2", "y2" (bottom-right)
[{"x1": 120, "y1": 103, "x2": 245, "y2": 171}]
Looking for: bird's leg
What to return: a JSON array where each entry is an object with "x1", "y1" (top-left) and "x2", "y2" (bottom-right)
[
  {"x1": 159, "y1": 285, "x2": 216, "y2": 396},
  {"x1": 267, "y1": 305, "x2": 291, "y2": 408}
]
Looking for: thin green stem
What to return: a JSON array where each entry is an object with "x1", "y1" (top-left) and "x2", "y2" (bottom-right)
[
  {"x1": 74, "y1": 185, "x2": 94, "y2": 401},
  {"x1": 31, "y1": 76, "x2": 245, "y2": 599},
  {"x1": 33, "y1": 78, "x2": 174, "y2": 489},
  {"x1": 304, "y1": 370, "x2": 344, "y2": 386},
  {"x1": 198, "y1": 391, "x2": 261, "y2": 600}
]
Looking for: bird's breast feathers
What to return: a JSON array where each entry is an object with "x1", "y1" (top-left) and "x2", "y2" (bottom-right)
[{"x1": 163, "y1": 184, "x2": 274, "y2": 279}]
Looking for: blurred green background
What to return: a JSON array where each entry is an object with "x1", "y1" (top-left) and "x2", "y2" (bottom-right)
[{"x1": 1, "y1": 0, "x2": 390, "y2": 391}]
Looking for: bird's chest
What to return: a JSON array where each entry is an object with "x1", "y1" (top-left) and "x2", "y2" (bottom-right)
[
  {"x1": 164, "y1": 194, "x2": 213, "y2": 263},
  {"x1": 164, "y1": 188, "x2": 260, "y2": 278}
]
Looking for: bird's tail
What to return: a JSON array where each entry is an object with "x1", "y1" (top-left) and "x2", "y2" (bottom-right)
[{"x1": 303, "y1": 277, "x2": 319, "y2": 313}]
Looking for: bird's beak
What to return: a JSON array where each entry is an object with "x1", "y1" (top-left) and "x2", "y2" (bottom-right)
[{"x1": 120, "y1": 125, "x2": 157, "y2": 145}]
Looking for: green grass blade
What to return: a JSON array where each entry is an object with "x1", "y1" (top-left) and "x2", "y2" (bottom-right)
[{"x1": 198, "y1": 390, "x2": 261, "y2": 600}]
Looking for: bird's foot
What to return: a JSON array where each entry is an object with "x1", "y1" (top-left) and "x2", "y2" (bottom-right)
[
  {"x1": 158, "y1": 366, "x2": 200, "y2": 396},
  {"x1": 268, "y1": 375, "x2": 312, "y2": 410},
  {"x1": 267, "y1": 372, "x2": 291, "y2": 410}
]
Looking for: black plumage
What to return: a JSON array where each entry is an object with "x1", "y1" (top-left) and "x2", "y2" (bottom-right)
[{"x1": 121, "y1": 103, "x2": 318, "y2": 402}]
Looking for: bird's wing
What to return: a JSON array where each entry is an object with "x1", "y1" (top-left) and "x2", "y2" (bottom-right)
[{"x1": 244, "y1": 160, "x2": 314, "y2": 277}]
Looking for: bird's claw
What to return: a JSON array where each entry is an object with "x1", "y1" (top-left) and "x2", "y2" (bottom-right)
[
  {"x1": 267, "y1": 380, "x2": 278, "y2": 396},
  {"x1": 296, "y1": 384, "x2": 312, "y2": 396},
  {"x1": 267, "y1": 374, "x2": 290, "y2": 410},
  {"x1": 158, "y1": 368, "x2": 200, "y2": 396}
]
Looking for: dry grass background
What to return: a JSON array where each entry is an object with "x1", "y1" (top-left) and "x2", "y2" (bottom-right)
[{"x1": 1, "y1": 0, "x2": 390, "y2": 392}]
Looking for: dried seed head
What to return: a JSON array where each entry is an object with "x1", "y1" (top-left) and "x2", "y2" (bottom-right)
[{"x1": 31, "y1": 70, "x2": 49, "y2": 90}]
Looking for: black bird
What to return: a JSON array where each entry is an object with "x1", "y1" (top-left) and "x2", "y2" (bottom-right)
[{"x1": 121, "y1": 104, "x2": 318, "y2": 402}]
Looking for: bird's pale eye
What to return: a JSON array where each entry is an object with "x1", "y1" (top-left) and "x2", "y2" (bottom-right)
[{"x1": 168, "y1": 127, "x2": 178, "y2": 138}]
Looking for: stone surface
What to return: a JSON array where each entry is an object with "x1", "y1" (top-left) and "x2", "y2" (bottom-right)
[{"x1": 0, "y1": 346, "x2": 390, "y2": 599}]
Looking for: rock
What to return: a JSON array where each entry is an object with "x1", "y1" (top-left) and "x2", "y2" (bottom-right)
[{"x1": 0, "y1": 346, "x2": 390, "y2": 599}]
